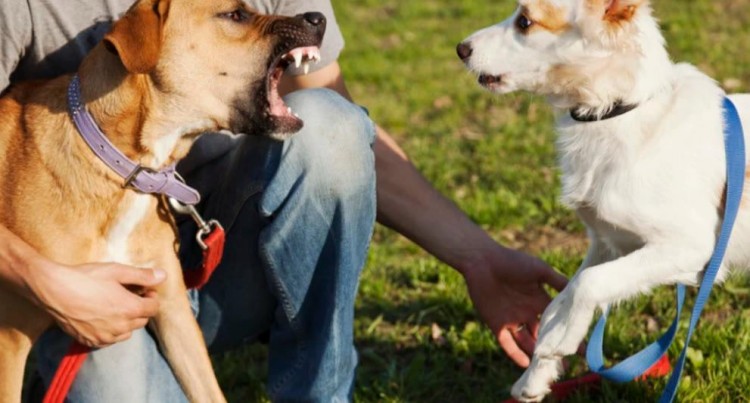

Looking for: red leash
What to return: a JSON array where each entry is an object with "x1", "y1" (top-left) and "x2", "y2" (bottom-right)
[
  {"x1": 43, "y1": 205, "x2": 225, "y2": 403},
  {"x1": 183, "y1": 222, "x2": 225, "y2": 290},
  {"x1": 501, "y1": 354, "x2": 672, "y2": 403},
  {"x1": 43, "y1": 343, "x2": 90, "y2": 403}
]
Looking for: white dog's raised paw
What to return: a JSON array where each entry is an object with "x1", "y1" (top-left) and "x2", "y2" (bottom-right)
[
  {"x1": 510, "y1": 358, "x2": 560, "y2": 402},
  {"x1": 510, "y1": 380, "x2": 549, "y2": 403},
  {"x1": 511, "y1": 391, "x2": 547, "y2": 403}
]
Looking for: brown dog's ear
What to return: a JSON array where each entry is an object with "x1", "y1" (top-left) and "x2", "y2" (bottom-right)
[
  {"x1": 603, "y1": 0, "x2": 644, "y2": 23},
  {"x1": 104, "y1": 0, "x2": 170, "y2": 74}
]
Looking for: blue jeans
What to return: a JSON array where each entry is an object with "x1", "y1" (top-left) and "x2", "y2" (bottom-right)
[{"x1": 35, "y1": 88, "x2": 377, "y2": 402}]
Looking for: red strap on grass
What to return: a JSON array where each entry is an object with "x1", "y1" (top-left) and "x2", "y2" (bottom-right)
[
  {"x1": 501, "y1": 354, "x2": 671, "y2": 403},
  {"x1": 638, "y1": 353, "x2": 672, "y2": 379},
  {"x1": 43, "y1": 226, "x2": 226, "y2": 403}
]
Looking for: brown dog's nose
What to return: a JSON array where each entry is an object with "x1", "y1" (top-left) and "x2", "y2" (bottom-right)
[
  {"x1": 456, "y1": 42, "x2": 473, "y2": 61},
  {"x1": 302, "y1": 12, "x2": 326, "y2": 27}
]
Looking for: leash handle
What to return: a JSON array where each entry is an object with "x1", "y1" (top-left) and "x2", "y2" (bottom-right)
[{"x1": 585, "y1": 97, "x2": 746, "y2": 401}]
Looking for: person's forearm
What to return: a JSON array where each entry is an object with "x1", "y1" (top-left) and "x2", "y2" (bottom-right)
[
  {"x1": 374, "y1": 125, "x2": 504, "y2": 275},
  {"x1": 281, "y1": 63, "x2": 516, "y2": 274},
  {"x1": 0, "y1": 223, "x2": 49, "y2": 303}
]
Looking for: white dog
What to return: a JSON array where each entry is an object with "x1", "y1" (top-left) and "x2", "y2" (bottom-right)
[{"x1": 458, "y1": 0, "x2": 750, "y2": 401}]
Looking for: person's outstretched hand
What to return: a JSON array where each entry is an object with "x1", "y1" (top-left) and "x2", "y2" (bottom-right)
[
  {"x1": 463, "y1": 246, "x2": 567, "y2": 367},
  {"x1": 29, "y1": 261, "x2": 165, "y2": 348}
]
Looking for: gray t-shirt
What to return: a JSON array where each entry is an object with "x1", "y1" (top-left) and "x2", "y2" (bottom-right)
[{"x1": 0, "y1": 0, "x2": 345, "y2": 93}]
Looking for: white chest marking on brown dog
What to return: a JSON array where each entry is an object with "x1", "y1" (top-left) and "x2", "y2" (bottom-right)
[
  {"x1": 150, "y1": 120, "x2": 214, "y2": 166},
  {"x1": 105, "y1": 193, "x2": 152, "y2": 265}
]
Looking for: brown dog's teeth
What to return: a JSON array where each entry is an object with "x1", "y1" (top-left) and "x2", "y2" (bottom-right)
[
  {"x1": 281, "y1": 47, "x2": 322, "y2": 71},
  {"x1": 290, "y1": 49, "x2": 303, "y2": 68}
]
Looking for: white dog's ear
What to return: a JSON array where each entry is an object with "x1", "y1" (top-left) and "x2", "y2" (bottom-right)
[
  {"x1": 578, "y1": 0, "x2": 650, "y2": 53},
  {"x1": 602, "y1": 0, "x2": 645, "y2": 24}
]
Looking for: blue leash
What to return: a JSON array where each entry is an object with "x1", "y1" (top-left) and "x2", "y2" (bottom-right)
[{"x1": 585, "y1": 97, "x2": 746, "y2": 402}]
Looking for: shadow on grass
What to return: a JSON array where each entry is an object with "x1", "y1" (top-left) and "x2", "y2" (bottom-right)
[
  {"x1": 353, "y1": 294, "x2": 660, "y2": 402},
  {"x1": 210, "y1": 289, "x2": 665, "y2": 402}
]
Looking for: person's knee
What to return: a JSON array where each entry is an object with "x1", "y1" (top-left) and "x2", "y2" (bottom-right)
[
  {"x1": 36, "y1": 328, "x2": 186, "y2": 402},
  {"x1": 283, "y1": 88, "x2": 376, "y2": 197}
]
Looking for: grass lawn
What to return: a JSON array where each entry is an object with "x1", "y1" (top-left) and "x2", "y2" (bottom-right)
[{"x1": 214, "y1": 1, "x2": 750, "y2": 401}]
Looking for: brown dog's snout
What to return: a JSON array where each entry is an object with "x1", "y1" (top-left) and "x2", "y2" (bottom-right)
[
  {"x1": 293, "y1": 11, "x2": 326, "y2": 37},
  {"x1": 270, "y1": 12, "x2": 326, "y2": 45},
  {"x1": 457, "y1": 42, "x2": 473, "y2": 61},
  {"x1": 301, "y1": 12, "x2": 325, "y2": 27}
]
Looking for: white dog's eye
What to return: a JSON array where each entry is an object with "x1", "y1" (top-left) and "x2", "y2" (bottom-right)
[{"x1": 515, "y1": 14, "x2": 534, "y2": 33}]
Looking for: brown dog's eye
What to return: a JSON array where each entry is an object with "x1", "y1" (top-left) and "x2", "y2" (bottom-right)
[
  {"x1": 516, "y1": 14, "x2": 533, "y2": 32},
  {"x1": 221, "y1": 9, "x2": 250, "y2": 23}
]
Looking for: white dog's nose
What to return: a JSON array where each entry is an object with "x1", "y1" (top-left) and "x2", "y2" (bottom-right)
[{"x1": 456, "y1": 42, "x2": 473, "y2": 61}]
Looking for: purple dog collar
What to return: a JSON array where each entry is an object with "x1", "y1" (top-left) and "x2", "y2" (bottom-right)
[{"x1": 67, "y1": 75, "x2": 200, "y2": 205}]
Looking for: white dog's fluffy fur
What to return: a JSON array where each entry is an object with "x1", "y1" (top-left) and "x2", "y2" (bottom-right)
[{"x1": 459, "y1": 0, "x2": 750, "y2": 401}]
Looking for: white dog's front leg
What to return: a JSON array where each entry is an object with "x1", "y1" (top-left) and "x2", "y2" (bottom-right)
[
  {"x1": 510, "y1": 279, "x2": 597, "y2": 402},
  {"x1": 534, "y1": 233, "x2": 613, "y2": 357},
  {"x1": 511, "y1": 242, "x2": 712, "y2": 402}
]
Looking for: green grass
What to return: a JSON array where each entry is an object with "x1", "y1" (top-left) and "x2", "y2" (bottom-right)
[{"x1": 214, "y1": 1, "x2": 750, "y2": 401}]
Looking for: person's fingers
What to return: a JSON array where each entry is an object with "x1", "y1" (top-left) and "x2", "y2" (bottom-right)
[
  {"x1": 498, "y1": 327, "x2": 531, "y2": 368},
  {"x1": 130, "y1": 317, "x2": 149, "y2": 330},
  {"x1": 77, "y1": 338, "x2": 101, "y2": 349},
  {"x1": 131, "y1": 293, "x2": 160, "y2": 318},
  {"x1": 530, "y1": 321, "x2": 541, "y2": 340},
  {"x1": 108, "y1": 266, "x2": 166, "y2": 287},
  {"x1": 142, "y1": 290, "x2": 159, "y2": 299},
  {"x1": 513, "y1": 325, "x2": 537, "y2": 357},
  {"x1": 78, "y1": 332, "x2": 120, "y2": 348},
  {"x1": 542, "y1": 268, "x2": 568, "y2": 292},
  {"x1": 112, "y1": 331, "x2": 134, "y2": 344},
  {"x1": 530, "y1": 288, "x2": 553, "y2": 315}
]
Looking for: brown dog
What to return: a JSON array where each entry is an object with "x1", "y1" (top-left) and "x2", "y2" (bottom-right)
[{"x1": 0, "y1": 0, "x2": 325, "y2": 401}]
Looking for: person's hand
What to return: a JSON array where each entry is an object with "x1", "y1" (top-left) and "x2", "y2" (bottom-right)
[
  {"x1": 462, "y1": 246, "x2": 567, "y2": 367},
  {"x1": 29, "y1": 261, "x2": 165, "y2": 348}
]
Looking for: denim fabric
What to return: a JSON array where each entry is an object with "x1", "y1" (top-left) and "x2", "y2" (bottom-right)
[{"x1": 34, "y1": 88, "x2": 377, "y2": 402}]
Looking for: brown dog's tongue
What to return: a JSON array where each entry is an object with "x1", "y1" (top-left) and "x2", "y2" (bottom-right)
[{"x1": 268, "y1": 67, "x2": 293, "y2": 118}]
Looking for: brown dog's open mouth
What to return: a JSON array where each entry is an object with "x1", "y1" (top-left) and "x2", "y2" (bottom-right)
[{"x1": 265, "y1": 46, "x2": 321, "y2": 134}]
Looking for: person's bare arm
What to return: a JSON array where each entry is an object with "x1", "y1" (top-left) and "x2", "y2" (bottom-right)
[
  {"x1": 280, "y1": 64, "x2": 567, "y2": 367},
  {"x1": 0, "y1": 224, "x2": 164, "y2": 347}
]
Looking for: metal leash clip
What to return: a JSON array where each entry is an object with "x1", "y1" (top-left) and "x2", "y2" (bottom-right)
[{"x1": 168, "y1": 197, "x2": 223, "y2": 250}]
